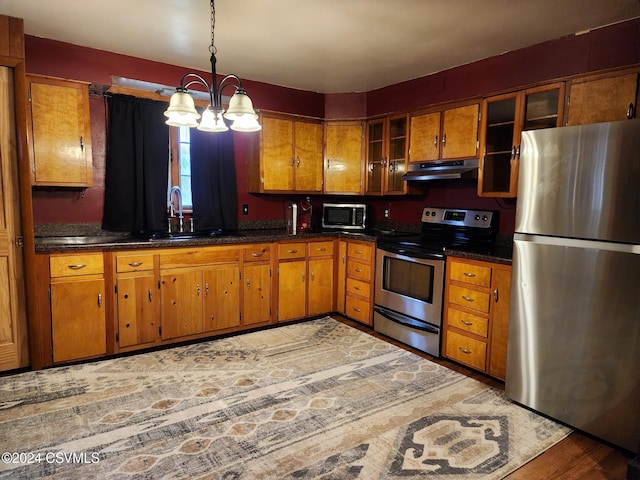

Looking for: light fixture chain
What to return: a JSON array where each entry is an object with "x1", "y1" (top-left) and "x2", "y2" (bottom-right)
[{"x1": 209, "y1": 0, "x2": 217, "y2": 56}]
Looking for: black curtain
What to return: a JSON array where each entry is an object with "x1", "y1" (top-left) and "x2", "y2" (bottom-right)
[
  {"x1": 190, "y1": 128, "x2": 238, "y2": 232},
  {"x1": 102, "y1": 94, "x2": 169, "y2": 233}
]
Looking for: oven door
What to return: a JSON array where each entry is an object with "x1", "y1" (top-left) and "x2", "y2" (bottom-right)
[{"x1": 374, "y1": 245, "x2": 444, "y2": 326}]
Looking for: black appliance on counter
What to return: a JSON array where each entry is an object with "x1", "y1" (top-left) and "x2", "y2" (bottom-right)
[{"x1": 374, "y1": 207, "x2": 498, "y2": 357}]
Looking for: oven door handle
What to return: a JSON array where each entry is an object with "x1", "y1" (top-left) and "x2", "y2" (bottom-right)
[
  {"x1": 374, "y1": 307, "x2": 440, "y2": 334},
  {"x1": 376, "y1": 243, "x2": 444, "y2": 260}
]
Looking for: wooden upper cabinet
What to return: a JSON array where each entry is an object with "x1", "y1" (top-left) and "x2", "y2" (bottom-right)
[
  {"x1": 566, "y1": 71, "x2": 639, "y2": 126},
  {"x1": 478, "y1": 83, "x2": 564, "y2": 198},
  {"x1": 409, "y1": 103, "x2": 479, "y2": 163},
  {"x1": 324, "y1": 120, "x2": 365, "y2": 194},
  {"x1": 366, "y1": 114, "x2": 408, "y2": 195},
  {"x1": 254, "y1": 113, "x2": 323, "y2": 193},
  {"x1": 27, "y1": 75, "x2": 93, "y2": 187}
]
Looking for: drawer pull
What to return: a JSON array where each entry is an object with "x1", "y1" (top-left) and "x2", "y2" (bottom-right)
[
  {"x1": 287, "y1": 249, "x2": 298, "y2": 254},
  {"x1": 67, "y1": 264, "x2": 87, "y2": 270},
  {"x1": 148, "y1": 289, "x2": 153, "y2": 303},
  {"x1": 355, "y1": 250, "x2": 363, "y2": 255},
  {"x1": 461, "y1": 319, "x2": 473, "y2": 326},
  {"x1": 251, "y1": 249, "x2": 266, "y2": 257},
  {"x1": 463, "y1": 272, "x2": 476, "y2": 277},
  {"x1": 493, "y1": 288, "x2": 499, "y2": 303},
  {"x1": 462, "y1": 295, "x2": 474, "y2": 302},
  {"x1": 97, "y1": 293, "x2": 102, "y2": 308},
  {"x1": 316, "y1": 247, "x2": 326, "y2": 252},
  {"x1": 459, "y1": 347, "x2": 471, "y2": 355},
  {"x1": 128, "y1": 261, "x2": 143, "y2": 267},
  {"x1": 355, "y1": 268, "x2": 362, "y2": 273},
  {"x1": 353, "y1": 286, "x2": 362, "y2": 291},
  {"x1": 353, "y1": 307, "x2": 362, "y2": 313}
]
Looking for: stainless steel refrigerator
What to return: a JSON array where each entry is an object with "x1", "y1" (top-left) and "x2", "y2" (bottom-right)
[{"x1": 506, "y1": 119, "x2": 640, "y2": 454}]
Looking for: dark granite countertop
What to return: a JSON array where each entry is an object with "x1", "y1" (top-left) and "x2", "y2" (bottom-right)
[{"x1": 34, "y1": 228, "x2": 512, "y2": 265}]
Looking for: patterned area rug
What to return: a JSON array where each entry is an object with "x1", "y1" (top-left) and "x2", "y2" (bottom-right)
[{"x1": 0, "y1": 317, "x2": 570, "y2": 479}]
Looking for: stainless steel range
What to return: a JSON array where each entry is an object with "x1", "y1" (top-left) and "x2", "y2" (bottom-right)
[{"x1": 374, "y1": 207, "x2": 497, "y2": 357}]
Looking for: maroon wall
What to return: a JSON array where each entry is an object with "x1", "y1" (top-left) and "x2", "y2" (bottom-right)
[{"x1": 27, "y1": 18, "x2": 640, "y2": 236}]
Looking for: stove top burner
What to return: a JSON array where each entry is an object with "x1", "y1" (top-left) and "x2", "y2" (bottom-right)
[{"x1": 376, "y1": 207, "x2": 498, "y2": 256}]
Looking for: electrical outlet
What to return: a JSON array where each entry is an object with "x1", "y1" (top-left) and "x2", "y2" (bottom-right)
[
  {"x1": 242, "y1": 204, "x2": 249, "y2": 215},
  {"x1": 384, "y1": 208, "x2": 390, "y2": 218}
]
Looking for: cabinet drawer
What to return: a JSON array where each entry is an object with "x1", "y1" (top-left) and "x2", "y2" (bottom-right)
[
  {"x1": 278, "y1": 242, "x2": 306, "y2": 260},
  {"x1": 347, "y1": 242, "x2": 373, "y2": 262},
  {"x1": 346, "y1": 295, "x2": 371, "y2": 324},
  {"x1": 243, "y1": 244, "x2": 271, "y2": 262},
  {"x1": 346, "y1": 277, "x2": 370, "y2": 300},
  {"x1": 116, "y1": 253, "x2": 155, "y2": 272},
  {"x1": 308, "y1": 241, "x2": 334, "y2": 257},
  {"x1": 50, "y1": 253, "x2": 103, "y2": 277},
  {"x1": 446, "y1": 331, "x2": 487, "y2": 371},
  {"x1": 159, "y1": 246, "x2": 239, "y2": 268},
  {"x1": 347, "y1": 260, "x2": 371, "y2": 281},
  {"x1": 450, "y1": 261, "x2": 491, "y2": 287},
  {"x1": 449, "y1": 285, "x2": 490, "y2": 313},
  {"x1": 447, "y1": 308, "x2": 489, "y2": 337}
]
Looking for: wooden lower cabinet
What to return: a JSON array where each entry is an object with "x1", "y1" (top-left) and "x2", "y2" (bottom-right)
[
  {"x1": 243, "y1": 263, "x2": 272, "y2": 325},
  {"x1": 276, "y1": 240, "x2": 334, "y2": 322},
  {"x1": 160, "y1": 268, "x2": 204, "y2": 339},
  {"x1": 443, "y1": 257, "x2": 512, "y2": 380},
  {"x1": 203, "y1": 265, "x2": 241, "y2": 331},
  {"x1": 116, "y1": 274, "x2": 158, "y2": 348},
  {"x1": 49, "y1": 253, "x2": 106, "y2": 364}
]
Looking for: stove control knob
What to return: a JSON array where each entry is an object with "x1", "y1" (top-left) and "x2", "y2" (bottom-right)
[
  {"x1": 482, "y1": 215, "x2": 488, "y2": 221},
  {"x1": 475, "y1": 215, "x2": 480, "y2": 220},
  {"x1": 425, "y1": 210, "x2": 430, "y2": 217},
  {"x1": 431, "y1": 211, "x2": 436, "y2": 216}
]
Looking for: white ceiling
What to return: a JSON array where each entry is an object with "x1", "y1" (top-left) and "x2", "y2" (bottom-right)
[{"x1": 1, "y1": 0, "x2": 639, "y2": 94}]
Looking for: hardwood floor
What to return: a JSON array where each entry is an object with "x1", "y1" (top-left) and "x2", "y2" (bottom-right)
[{"x1": 333, "y1": 315, "x2": 635, "y2": 480}]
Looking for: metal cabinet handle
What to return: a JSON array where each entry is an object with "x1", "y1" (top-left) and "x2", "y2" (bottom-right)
[
  {"x1": 511, "y1": 146, "x2": 516, "y2": 159},
  {"x1": 355, "y1": 268, "x2": 362, "y2": 273},
  {"x1": 459, "y1": 347, "x2": 471, "y2": 354},
  {"x1": 196, "y1": 284, "x2": 201, "y2": 296},
  {"x1": 353, "y1": 307, "x2": 361, "y2": 313},
  {"x1": 461, "y1": 319, "x2": 473, "y2": 326},
  {"x1": 327, "y1": 158, "x2": 331, "y2": 169},
  {"x1": 353, "y1": 286, "x2": 361, "y2": 291},
  {"x1": 148, "y1": 289, "x2": 153, "y2": 303},
  {"x1": 247, "y1": 279, "x2": 251, "y2": 289},
  {"x1": 493, "y1": 288, "x2": 499, "y2": 303},
  {"x1": 628, "y1": 103, "x2": 635, "y2": 119},
  {"x1": 463, "y1": 272, "x2": 476, "y2": 277},
  {"x1": 442, "y1": 133, "x2": 446, "y2": 146},
  {"x1": 128, "y1": 261, "x2": 143, "y2": 267},
  {"x1": 434, "y1": 135, "x2": 438, "y2": 147},
  {"x1": 80, "y1": 136, "x2": 84, "y2": 152},
  {"x1": 311, "y1": 271, "x2": 315, "y2": 281},
  {"x1": 296, "y1": 156, "x2": 301, "y2": 167},
  {"x1": 97, "y1": 293, "x2": 102, "y2": 308},
  {"x1": 67, "y1": 264, "x2": 86, "y2": 270},
  {"x1": 316, "y1": 247, "x2": 326, "y2": 252},
  {"x1": 301, "y1": 273, "x2": 305, "y2": 282},
  {"x1": 205, "y1": 283, "x2": 209, "y2": 296},
  {"x1": 251, "y1": 249, "x2": 266, "y2": 257},
  {"x1": 462, "y1": 295, "x2": 474, "y2": 302},
  {"x1": 355, "y1": 250, "x2": 363, "y2": 255},
  {"x1": 287, "y1": 249, "x2": 298, "y2": 254},
  {"x1": 289, "y1": 157, "x2": 295, "y2": 166},
  {"x1": 515, "y1": 145, "x2": 520, "y2": 159},
  {"x1": 388, "y1": 162, "x2": 394, "y2": 173}
]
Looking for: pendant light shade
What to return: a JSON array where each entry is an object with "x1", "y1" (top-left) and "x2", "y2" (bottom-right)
[
  {"x1": 197, "y1": 106, "x2": 229, "y2": 132},
  {"x1": 163, "y1": 0, "x2": 260, "y2": 133},
  {"x1": 164, "y1": 89, "x2": 200, "y2": 127}
]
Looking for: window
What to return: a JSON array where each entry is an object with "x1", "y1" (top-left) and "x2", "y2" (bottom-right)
[{"x1": 169, "y1": 126, "x2": 193, "y2": 210}]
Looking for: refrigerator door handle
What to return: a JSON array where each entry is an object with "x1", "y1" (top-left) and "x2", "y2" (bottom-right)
[{"x1": 514, "y1": 233, "x2": 640, "y2": 255}]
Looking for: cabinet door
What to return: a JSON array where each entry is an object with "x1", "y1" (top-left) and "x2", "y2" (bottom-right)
[
  {"x1": 442, "y1": 104, "x2": 479, "y2": 159},
  {"x1": 294, "y1": 121, "x2": 323, "y2": 192},
  {"x1": 324, "y1": 122, "x2": 364, "y2": 194},
  {"x1": 335, "y1": 240, "x2": 347, "y2": 314},
  {"x1": 386, "y1": 115, "x2": 408, "y2": 194},
  {"x1": 365, "y1": 118, "x2": 385, "y2": 194},
  {"x1": 160, "y1": 270, "x2": 203, "y2": 339},
  {"x1": 488, "y1": 268, "x2": 511, "y2": 380},
  {"x1": 409, "y1": 111, "x2": 441, "y2": 162},
  {"x1": 28, "y1": 76, "x2": 92, "y2": 186},
  {"x1": 51, "y1": 279, "x2": 106, "y2": 363},
  {"x1": 308, "y1": 257, "x2": 333, "y2": 316},
  {"x1": 116, "y1": 274, "x2": 158, "y2": 348},
  {"x1": 278, "y1": 260, "x2": 306, "y2": 321},
  {"x1": 478, "y1": 93, "x2": 521, "y2": 197},
  {"x1": 567, "y1": 73, "x2": 638, "y2": 125},
  {"x1": 203, "y1": 266, "x2": 241, "y2": 331},
  {"x1": 262, "y1": 116, "x2": 294, "y2": 191},
  {"x1": 243, "y1": 264, "x2": 271, "y2": 325}
]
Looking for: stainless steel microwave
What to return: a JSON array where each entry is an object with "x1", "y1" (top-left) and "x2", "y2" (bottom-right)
[{"x1": 321, "y1": 203, "x2": 367, "y2": 230}]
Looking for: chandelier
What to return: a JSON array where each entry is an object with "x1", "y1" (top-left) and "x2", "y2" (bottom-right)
[{"x1": 164, "y1": 0, "x2": 261, "y2": 132}]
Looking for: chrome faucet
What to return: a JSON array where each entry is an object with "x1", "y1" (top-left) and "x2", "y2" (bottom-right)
[{"x1": 169, "y1": 185, "x2": 184, "y2": 232}]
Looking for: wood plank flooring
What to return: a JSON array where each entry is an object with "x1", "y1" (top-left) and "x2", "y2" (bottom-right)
[{"x1": 333, "y1": 315, "x2": 635, "y2": 480}]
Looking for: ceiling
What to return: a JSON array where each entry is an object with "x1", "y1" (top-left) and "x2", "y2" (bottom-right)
[{"x1": 1, "y1": 0, "x2": 639, "y2": 94}]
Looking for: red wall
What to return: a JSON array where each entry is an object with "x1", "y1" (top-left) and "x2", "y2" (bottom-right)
[{"x1": 27, "y1": 18, "x2": 640, "y2": 236}]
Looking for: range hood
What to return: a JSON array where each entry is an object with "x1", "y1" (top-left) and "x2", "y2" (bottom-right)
[{"x1": 402, "y1": 159, "x2": 479, "y2": 181}]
